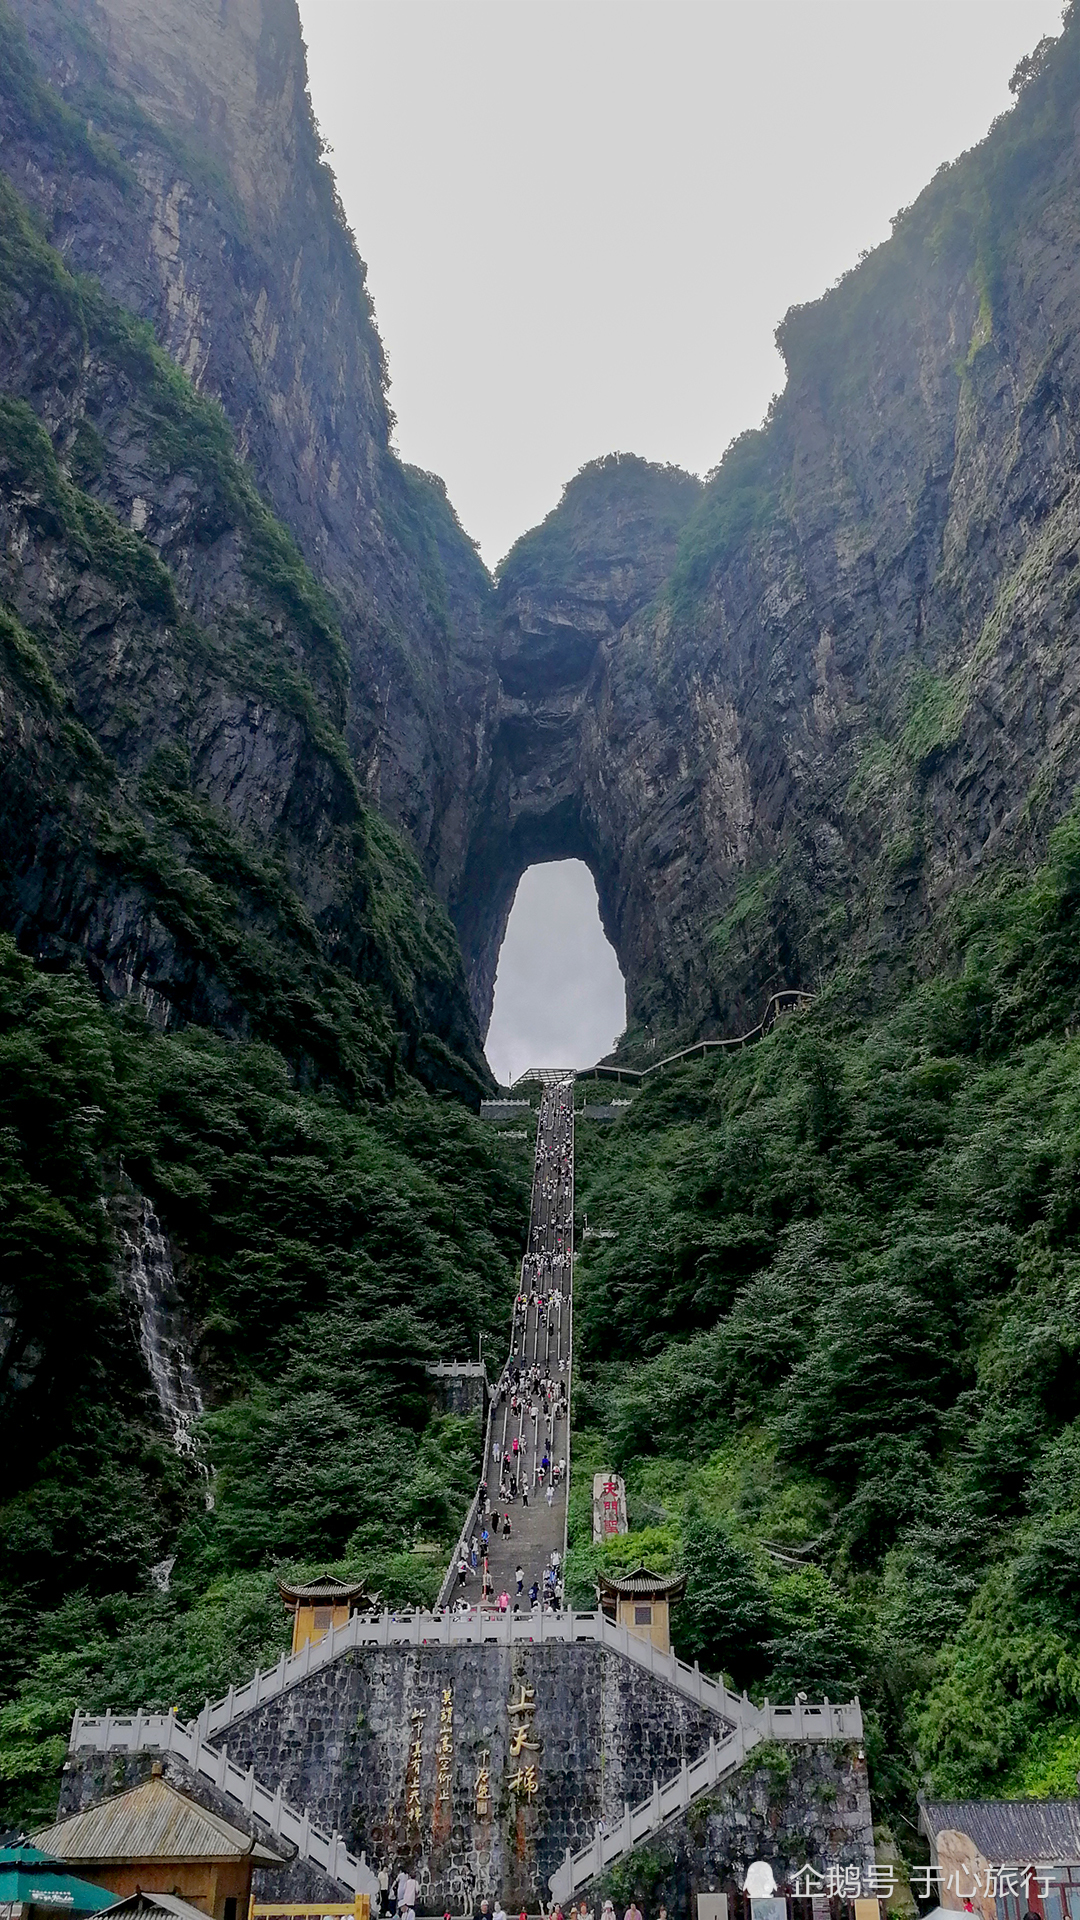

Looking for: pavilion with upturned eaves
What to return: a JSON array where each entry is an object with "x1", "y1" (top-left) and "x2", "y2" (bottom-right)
[
  {"x1": 278, "y1": 1574, "x2": 378, "y2": 1655},
  {"x1": 596, "y1": 1564, "x2": 687, "y2": 1656}
]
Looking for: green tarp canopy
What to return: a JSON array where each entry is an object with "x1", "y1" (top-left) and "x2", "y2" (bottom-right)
[{"x1": 0, "y1": 1844, "x2": 114, "y2": 1911}]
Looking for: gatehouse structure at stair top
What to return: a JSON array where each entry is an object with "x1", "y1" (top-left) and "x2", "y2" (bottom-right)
[{"x1": 61, "y1": 1075, "x2": 872, "y2": 1916}]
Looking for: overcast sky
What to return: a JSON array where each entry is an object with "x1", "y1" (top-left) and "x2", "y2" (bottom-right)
[{"x1": 297, "y1": 0, "x2": 1064, "y2": 1073}]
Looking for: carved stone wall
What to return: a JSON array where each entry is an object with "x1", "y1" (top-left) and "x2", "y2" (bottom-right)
[
  {"x1": 57, "y1": 1714, "x2": 873, "y2": 1917},
  {"x1": 216, "y1": 1643, "x2": 731, "y2": 1910}
]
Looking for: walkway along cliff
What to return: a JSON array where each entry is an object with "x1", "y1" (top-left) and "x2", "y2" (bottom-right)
[{"x1": 64, "y1": 1077, "x2": 871, "y2": 1912}]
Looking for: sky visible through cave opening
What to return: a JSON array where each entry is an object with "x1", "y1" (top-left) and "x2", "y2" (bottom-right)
[{"x1": 485, "y1": 862, "x2": 626, "y2": 1086}]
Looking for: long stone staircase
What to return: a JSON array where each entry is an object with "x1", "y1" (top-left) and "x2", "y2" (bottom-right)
[
  {"x1": 66, "y1": 1055, "x2": 862, "y2": 1903},
  {"x1": 439, "y1": 1077, "x2": 575, "y2": 1611}
]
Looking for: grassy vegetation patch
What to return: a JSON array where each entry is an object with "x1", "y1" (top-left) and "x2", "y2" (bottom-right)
[
  {"x1": 0, "y1": 1, "x2": 131, "y2": 192},
  {"x1": 665, "y1": 429, "x2": 775, "y2": 621},
  {"x1": 900, "y1": 667, "x2": 964, "y2": 769},
  {"x1": 708, "y1": 861, "x2": 781, "y2": 963}
]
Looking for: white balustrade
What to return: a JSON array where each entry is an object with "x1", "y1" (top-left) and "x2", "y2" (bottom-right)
[
  {"x1": 68, "y1": 1605, "x2": 860, "y2": 1906},
  {"x1": 73, "y1": 1609, "x2": 859, "y2": 1752}
]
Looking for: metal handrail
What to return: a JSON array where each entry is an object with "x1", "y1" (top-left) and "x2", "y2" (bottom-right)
[{"x1": 568, "y1": 990, "x2": 815, "y2": 1088}]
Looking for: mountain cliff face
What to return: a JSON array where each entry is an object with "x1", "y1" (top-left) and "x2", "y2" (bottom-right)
[
  {"x1": 453, "y1": 456, "x2": 704, "y2": 1028},
  {"x1": 0, "y1": 0, "x2": 494, "y2": 1091},
  {"x1": 6, "y1": 0, "x2": 1080, "y2": 1067},
  {"x1": 464, "y1": 16, "x2": 1080, "y2": 1050},
  {"x1": 5, "y1": 0, "x2": 497, "y2": 893}
]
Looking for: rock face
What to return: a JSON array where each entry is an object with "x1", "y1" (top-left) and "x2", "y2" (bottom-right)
[
  {"x1": 4, "y1": 1, "x2": 1080, "y2": 1064},
  {"x1": 453, "y1": 20, "x2": 1080, "y2": 1047},
  {"x1": 6, "y1": 0, "x2": 496, "y2": 895},
  {"x1": 453, "y1": 457, "x2": 704, "y2": 1030},
  {"x1": 0, "y1": 0, "x2": 490, "y2": 1091}
]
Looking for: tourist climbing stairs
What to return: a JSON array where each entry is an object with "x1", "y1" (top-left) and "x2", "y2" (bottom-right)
[
  {"x1": 66, "y1": 1055, "x2": 864, "y2": 1906},
  {"x1": 441, "y1": 1075, "x2": 575, "y2": 1614}
]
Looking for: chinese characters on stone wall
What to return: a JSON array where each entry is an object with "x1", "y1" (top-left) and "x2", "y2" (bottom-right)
[
  {"x1": 401, "y1": 1673, "x2": 545, "y2": 1831},
  {"x1": 404, "y1": 1707, "x2": 425, "y2": 1829},
  {"x1": 508, "y1": 1678, "x2": 539, "y2": 1801},
  {"x1": 432, "y1": 1685, "x2": 453, "y2": 1837},
  {"x1": 475, "y1": 1746, "x2": 491, "y2": 1818}
]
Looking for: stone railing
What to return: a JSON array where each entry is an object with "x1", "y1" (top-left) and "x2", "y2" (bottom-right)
[
  {"x1": 548, "y1": 1679, "x2": 863, "y2": 1899},
  {"x1": 70, "y1": 1614, "x2": 859, "y2": 1904},
  {"x1": 548, "y1": 1723, "x2": 760, "y2": 1902},
  {"x1": 71, "y1": 1609, "x2": 861, "y2": 1751},
  {"x1": 435, "y1": 1384, "x2": 498, "y2": 1611},
  {"x1": 67, "y1": 1708, "x2": 372, "y2": 1897}
]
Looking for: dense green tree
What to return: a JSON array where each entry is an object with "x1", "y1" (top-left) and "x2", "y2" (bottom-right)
[
  {"x1": 676, "y1": 1512, "x2": 771, "y2": 1683},
  {"x1": 0, "y1": 934, "x2": 529, "y2": 1824},
  {"x1": 567, "y1": 809, "x2": 1080, "y2": 1830}
]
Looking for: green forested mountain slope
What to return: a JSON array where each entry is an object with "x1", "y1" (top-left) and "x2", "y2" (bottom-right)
[
  {"x1": 569, "y1": 814, "x2": 1080, "y2": 1829},
  {"x1": 0, "y1": 933, "x2": 529, "y2": 1824},
  {"x1": 0, "y1": 18, "x2": 527, "y2": 1826}
]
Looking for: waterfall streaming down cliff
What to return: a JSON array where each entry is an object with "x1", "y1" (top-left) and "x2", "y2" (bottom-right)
[{"x1": 116, "y1": 1197, "x2": 213, "y2": 1507}]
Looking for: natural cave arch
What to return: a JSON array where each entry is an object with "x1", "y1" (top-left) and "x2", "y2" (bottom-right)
[
  {"x1": 445, "y1": 462, "x2": 695, "y2": 1041},
  {"x1": 444, "y1": 454, "x2": 782, "y2": 1055},
  {"x1": 484, "y1": 860, "x2": 626, "y2": 1083},
  {"x1": 453, "y1": 794, "x2": 621, "y2": 1039}
]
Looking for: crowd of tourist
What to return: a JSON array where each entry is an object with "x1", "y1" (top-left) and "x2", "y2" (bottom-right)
[
  {"x1": 452, "y1": 1545, "x2": 565, "y2": 1615},
  {"x1": 381, "y1": 1871, "x2": 660, "y2": 1920},
  {"x1": 446, "y1": 1083, "x2": 574, "y2": 1620}
]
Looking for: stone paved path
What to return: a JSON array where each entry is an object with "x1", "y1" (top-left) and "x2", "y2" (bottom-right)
[{"x1": 452, "y1": 1078, "x2": 574, "y2": 1614}]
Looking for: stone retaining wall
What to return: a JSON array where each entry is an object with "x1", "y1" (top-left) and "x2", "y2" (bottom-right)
[
  {"x1": 426, "y1": 1364, "x2": 489, "y2": 1420},
  {"x1": 589, "y1": 1741, "x2": 874, "y2": 1915},
  {"x1": 222, "y1": 1642, "x2": 729, "y2": 1910},
  {"x1": 56, "y1": 1656, "x2": 874, "y2": 1917}
]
